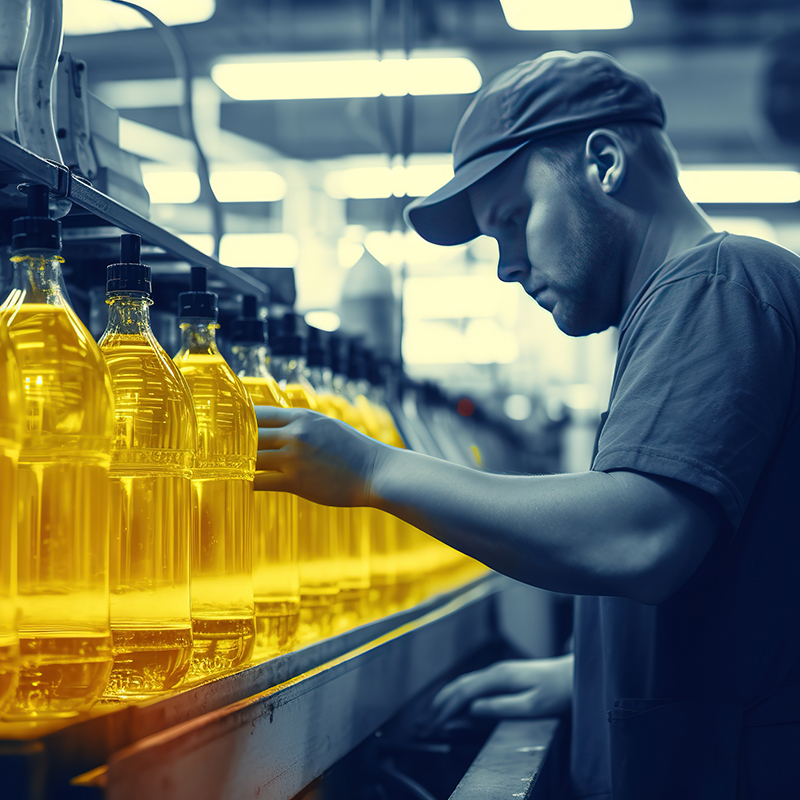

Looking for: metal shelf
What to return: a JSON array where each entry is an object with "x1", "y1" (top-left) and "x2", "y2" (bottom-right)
[
  {"x1": 0, "y1": 574, "x2": 503, "y2": 800},
  {"x1": 0, "y1": 134, "x2": 295, "y2": 305}
]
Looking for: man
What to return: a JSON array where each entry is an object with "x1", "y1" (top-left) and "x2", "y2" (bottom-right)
[{"x1": 255, "y1": 52, "x2": 800, "y2": 798}]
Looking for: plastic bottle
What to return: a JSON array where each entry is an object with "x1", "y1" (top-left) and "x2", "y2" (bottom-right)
[
  {"x1": 269, "y1": 314, "x2": 340, "y2": 643},
  {"x1": 319, "y1": 333, "x2": 371, "y2": 631},
  {"x1": 0, "y1": 185, "x2": 114, "y2": 717},
  {"x1": 173, "y1": 267, "x2": 256, "y2": 677},
  {"x1": 98, "y1": 235, "x2": 194, "y2": 697},
  {"x1": 230, "y1": 295, "x2": 299, "y2": 657},
  {"x1": 0, "y1": 322, "x2": 22, "y2": 714},
  {"x1": 345, "y1": 345, "x2": 398, "y2": 618}
]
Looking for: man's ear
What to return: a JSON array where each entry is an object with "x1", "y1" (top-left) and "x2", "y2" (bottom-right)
[{"x1": 585, "y1": 128, "x2": 627, "y2": 194}]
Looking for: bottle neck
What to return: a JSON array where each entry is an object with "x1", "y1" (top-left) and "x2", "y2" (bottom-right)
[
  {"x1": 307, "y1": 365, "x2": 333, "y2": 393},
  {"x1": 6, "y1": 252, "x2": 68, "y2": 308},
  {"x1": 178, "y1": 319, "x2": 220, "y2": 355},
  {"x1": 230, "y1": 343, "x2": 271, "y2": 379},
  {"x1": 103, "y1": 293, "x2": 153, "y2": 336},
  {"x1": 271, "y1": 354, "x2": 308, "y2": 384}
]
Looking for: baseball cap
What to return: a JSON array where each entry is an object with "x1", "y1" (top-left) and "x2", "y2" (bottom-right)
[{"x1": 404, "y1": 51, "x2": 666, "y2": 246}]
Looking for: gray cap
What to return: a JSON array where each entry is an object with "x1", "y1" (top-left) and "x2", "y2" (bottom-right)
[{"x1": 404, "y1": 51, "x2": 665, "y2": 246}]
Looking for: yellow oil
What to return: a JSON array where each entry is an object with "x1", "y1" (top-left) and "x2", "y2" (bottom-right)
[
  {"x1": 280, "y1": 381, "x2": 340, "y2": 643},
  {"x1": 99, "y1": 306, "x2": 195, "y2": 698},
  {"x1": 315, "y1": 391, "x2": 370, "y2": 631},
  {"x1": 2, "y1": 293, "x2": 114, "y2": 718},
  {"x1": 0, "y1": 322, "x2": 22, "y2": 715},
  {"x1": 174, "y1": 338, "x2": 256, "y2": 678},
  {"x1": 241, "y1": 376, "x2": 300, "y2": 657}
]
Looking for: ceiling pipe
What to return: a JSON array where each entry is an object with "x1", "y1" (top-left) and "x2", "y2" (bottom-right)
[{"x1": 15, "y1": 0, "x2": 65, "y2": 165}]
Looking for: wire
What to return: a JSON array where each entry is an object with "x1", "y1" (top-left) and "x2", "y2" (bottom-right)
[{"x1": 106, "y1": 0, "x2": 224, "y2": 259}]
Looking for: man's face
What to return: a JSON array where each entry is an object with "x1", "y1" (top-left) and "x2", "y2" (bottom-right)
[{"x1": 467, "y1": 147, "x2": 630, "y2": 336}]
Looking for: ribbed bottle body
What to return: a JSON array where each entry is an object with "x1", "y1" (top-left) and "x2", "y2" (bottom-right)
[
  {"x1": 175, "y1": 338, "x2": 256, "y2": 678},
  {"x1": 0, "y1": 323, "x2": 21, "y2": 714},
  {"x1": 99, "y1": 301, "x2": 195, "y2": 697},
  {"x1": 2, "y1": 255, "x2": 114, "y2": 718},
  {"x1": 278, "y1": 377, "x2": 341, "y2": 642},
  {"x1": 240, "y1": 375, "x2": 300, "y2": 657}
]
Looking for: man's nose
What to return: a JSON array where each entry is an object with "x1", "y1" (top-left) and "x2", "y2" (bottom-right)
[{"x1": 497, "y1": 257, "x2": 530, "y2": 284}]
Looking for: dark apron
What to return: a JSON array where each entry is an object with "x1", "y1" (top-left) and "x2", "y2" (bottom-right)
[{"x1": 608, "y1": 683, "x2": 800, "y2": 799}]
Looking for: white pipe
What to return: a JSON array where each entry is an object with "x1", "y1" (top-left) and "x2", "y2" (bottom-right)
[{"x1": 15, "y1": 0, "x2": 64, "y2": 164}]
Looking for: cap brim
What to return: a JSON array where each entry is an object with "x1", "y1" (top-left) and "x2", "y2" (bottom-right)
[{"x1": 404, "y1": 142, "x2": 530, "y2": 246}]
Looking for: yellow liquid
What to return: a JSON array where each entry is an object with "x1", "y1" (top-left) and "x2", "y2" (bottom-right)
[
  {"x1": 100, "y1": 329, "x2": 195, "y2": 697},
  {"x1": 0, "y1": 323, "x2": 21, "y2": 716},
  {"x1": 242, "y1": 376, "x2": 300, "y2": 657},
  {"x1": 3, "y1": 303, "x2": 113, "y2": 718},
  {"x1": 282, "y1": 383, "x2": 340, "y2": 644},
  {"x1": 174, "y1": 350, "x2": 256, "y2": 678},
  {"x1": 315, "y1": 392, "x2": 371, "y2": 631}
]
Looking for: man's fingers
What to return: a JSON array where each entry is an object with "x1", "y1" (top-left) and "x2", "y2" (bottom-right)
[
  {"x1": 257, "y1": 427, "x2": 292, "y2": 451},
  {"x1": 254, "y1": 405, "x2": 295, "y2": 428},
  {"x1": 430, "y1": 667, "x2": 507, "y2": 728},
  {"x1": 254, "y1": 468, "x2": 289, "y2": 491},
  {"x1": 255, "y1": 448, "x2": 289, "y2": 472},
  {"x1": 469, "y1": 688, "x2": 541, "y2": 719}
]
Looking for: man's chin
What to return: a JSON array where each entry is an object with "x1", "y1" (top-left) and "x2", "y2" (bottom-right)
[{"x1": 552, "y1": 310, "x2": 607, "y2": 338}]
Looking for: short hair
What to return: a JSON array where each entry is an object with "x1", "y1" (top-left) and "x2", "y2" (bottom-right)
[{"x1": 529, "y1": 121, "x2": 681, "y2": 183}]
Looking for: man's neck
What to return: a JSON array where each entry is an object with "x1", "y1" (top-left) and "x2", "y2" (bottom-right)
[{"x1": 623, "y1": 195, "x2": 714, "y2": 310}]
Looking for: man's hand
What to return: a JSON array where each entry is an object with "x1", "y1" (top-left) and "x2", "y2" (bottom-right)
[
  {"x1": 254, "y1": 405, "x2": 387, "y2": 507},
  {"x1": 429, "y1": 654, "x2": 574, "y2": 731}
]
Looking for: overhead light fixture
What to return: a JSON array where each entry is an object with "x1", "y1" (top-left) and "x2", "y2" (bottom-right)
[
  {"x1": 364, "y1": 230, "x2": 467, "y2": 266},
  {"x1": 211, "y1": 51, "x2": 481, "y2": 101},
  {"x1": 219, "y1": 233, "x2": 299, "y2": 268},
  {"x1": 499, "y1": 0, "x2": 633, "y2": 30},
  {"x1": 209, "y1": 168, "x2": 287, "y2": 202},
  {"x1": 141, "y1": 167, "x2": 201, "y2": 204},
  {"x1": 679, "y1": 167, "x2": 800, "y2": 204},
  {"x1": 178, "y1": 233, "x2": 215, "y2": 256},
  {"x1": 325, "y1": 162, "x2": 454, "y2": 199},
  {"x1": 304, "y1": 311, "x2": 341, "y2": 332},
  {"x1": 64, "y1": 0, "x2": 215, "y2": 36}
]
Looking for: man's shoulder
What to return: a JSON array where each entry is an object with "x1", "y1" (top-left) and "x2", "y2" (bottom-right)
[{"x1": 649, "y1": 231, "x2": 800, "y2": 321}]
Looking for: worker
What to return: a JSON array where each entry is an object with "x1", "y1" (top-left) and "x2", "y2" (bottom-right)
[{"x1": 255, "y1": 51, "x2": 800, "y2": 799}]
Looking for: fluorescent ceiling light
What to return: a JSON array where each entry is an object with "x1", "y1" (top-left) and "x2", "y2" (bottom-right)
[
  {"x1": 325, "y1": 163, "x2": 454, "y2": 199},
  {"x1": 95, "y1": 79, "x2": 182, "y2": 109},
  {"x1": 210, "y1": 168, "x2": 287, "y2": 202},
  {"x1": 404, "y1": 276, "x2": 507, "y2": 319},
  {"x1": 64, "y1": 0, "x2": 214, "y2": 36},
  {"x1": 500, "y1": 0, "x2": 633, "y2": 31},
  {"x1": 364, "y1": 230, "x2": 467, "y2": 266},
  {"x1": 304, "y1": 311, "x2": 341, "y2": 332},
  {"x1": 679, "y1": 167, "x2": 800, "y2": 204},
  {"x1": 141, "y1": 168, "x2": 200, "y2": 204},
  {"x1": 219, "y1": 233, "x2": 298, "y2": 268},
  {"x1": 211, "y1": 52, "x2": 481, "y2": 101}
]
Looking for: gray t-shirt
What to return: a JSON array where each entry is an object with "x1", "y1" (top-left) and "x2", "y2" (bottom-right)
[{"x1": 572, "y1": 232, "x2": 800, "y2": 799}]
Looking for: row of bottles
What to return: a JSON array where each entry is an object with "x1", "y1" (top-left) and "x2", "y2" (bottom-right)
[{"x1": 0, "y1": 185, "x2": 483, "y2": 722}]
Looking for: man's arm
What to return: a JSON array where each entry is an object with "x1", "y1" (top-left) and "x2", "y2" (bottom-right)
[{"x1": 255, "y1": 407, "x2": 723, "y2": 605}]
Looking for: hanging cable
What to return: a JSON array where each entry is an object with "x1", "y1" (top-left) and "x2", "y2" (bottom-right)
[{"x1": 107, "y1": 0, "x2": 224, "y2": 259}]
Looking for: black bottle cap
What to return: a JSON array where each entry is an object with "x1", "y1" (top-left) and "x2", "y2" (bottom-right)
[
  {"x1": 11, "y1": 184, "x2": 61, "y2": 254},
  {"x1": 106, "y1": 234, "x2": 152, "y2": 295},
  {"x1": 269, "y1": 312, "x2": 306, "y2": 357},
  {"x1": 306, "y1": 325, "x2": 331, "y2": 369},
  {"x1": 328, "y1": 333, "x2": 349, "y2": 377},
  {"x1": 345, "y1": 338, "x2": 369, "y2": 381},
  {"x1": 231, "y1": 294, "x2": 267, "y2": 344},
  {"x1": 178, "y1": 266, "x2": 218, "y2": 320}
]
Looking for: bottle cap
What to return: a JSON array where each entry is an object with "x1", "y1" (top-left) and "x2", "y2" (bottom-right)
[
  {"x1": 11, "y1": 184, "x2": 61, "y2": 254},
  {"x1": 345, "y1": 338, "x2": 369, "y2": 381},
  {"x1": 269, "y1": 312, "x2": 306, "y2": 357},
  {"x1": 178, "y1": 266, "x2": 218, "y2": 320},
  {"x1": 106, "y1": 233, "x2": 152, "y2": 295},
  {"x1": 306, "y1": 325, "x2": 331, "y2": 369},
  {"x1": 328, "y1": 333, "x2": 350, "y2": 377},
  {"x1": 231, "y1": 294, "x2": 267, "y2": 344}
]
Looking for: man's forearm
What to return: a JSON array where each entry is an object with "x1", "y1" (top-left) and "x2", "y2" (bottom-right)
[{"x1": 368, "y1": 447, "x2": 719, "y2": 603}]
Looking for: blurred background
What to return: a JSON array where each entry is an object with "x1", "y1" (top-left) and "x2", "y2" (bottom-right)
[{"x1": 6, "y1": 0, "x2": 800, "y2": 473}]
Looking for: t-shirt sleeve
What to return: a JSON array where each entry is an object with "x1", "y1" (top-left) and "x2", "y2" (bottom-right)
[{"x1": 592, "y1": 271, "x2": 796, "y2": 529}]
